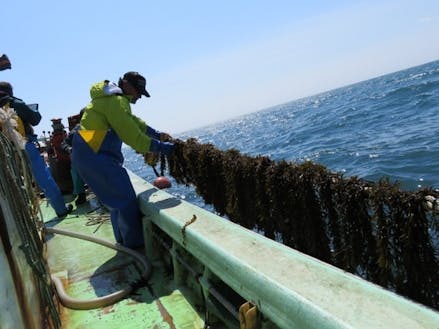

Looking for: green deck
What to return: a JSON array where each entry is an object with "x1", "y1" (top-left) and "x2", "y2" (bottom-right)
[{"x1": 43, "y1": 194, "x2": 204, "y2": 329}]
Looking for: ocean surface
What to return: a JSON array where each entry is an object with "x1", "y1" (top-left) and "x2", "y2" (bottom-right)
[{"x1": 124, "y1": 60, "x2": 439, "y2": 209}]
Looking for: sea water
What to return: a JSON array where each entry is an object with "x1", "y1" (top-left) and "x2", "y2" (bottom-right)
[{"x1": 124, "y1": 60, "x2": 439, "y2": 208}]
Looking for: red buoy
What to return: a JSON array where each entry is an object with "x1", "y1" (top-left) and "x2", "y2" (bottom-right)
[{"x1": 153, "y1": 176, "x2": 172, "y2": 189}]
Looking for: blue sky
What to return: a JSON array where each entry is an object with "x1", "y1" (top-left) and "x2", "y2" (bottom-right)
[{"x1": 2, "y1": 0, "x2": 439, "y2": 136}]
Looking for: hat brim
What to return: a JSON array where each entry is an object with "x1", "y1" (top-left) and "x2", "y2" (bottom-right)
[{"x1": 142, "y1": 89, "x2": 150, "y2": 97}]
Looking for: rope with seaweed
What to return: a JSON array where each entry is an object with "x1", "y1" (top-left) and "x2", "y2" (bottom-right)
[{"x1": 150, "y1": 137, "x2": 439, "y2": 310}]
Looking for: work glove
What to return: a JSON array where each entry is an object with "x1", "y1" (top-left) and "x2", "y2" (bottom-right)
[
  {"x1": 149, "y1": 139, "x2": 175, "y2": 156},
  {"x1": 146, "y1": 126, "x2": 161, "y2": 140},
  {"x1": 146, "y1": 126, "x2": 172, "y2": 142}
]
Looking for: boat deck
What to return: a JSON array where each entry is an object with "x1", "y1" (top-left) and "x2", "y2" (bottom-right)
[{"x1": 43, "y1": 193, "x2": 205, "y2": 329}]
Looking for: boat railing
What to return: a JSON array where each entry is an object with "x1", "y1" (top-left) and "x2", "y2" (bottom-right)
[{"x1": 131, "y1": 172, "x2": 439, "y2": 329}]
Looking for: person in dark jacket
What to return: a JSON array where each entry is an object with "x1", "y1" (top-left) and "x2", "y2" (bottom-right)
[{"x1": 0, "y1": 81, "x2": 73, "y2": 218}]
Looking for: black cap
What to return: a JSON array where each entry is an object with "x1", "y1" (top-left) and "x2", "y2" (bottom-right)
[
  {"x1": 122, "y1": 71, "x2": 150, "y2": 97},
  {"x1": 0, "y1": 81, "x2": 13, "y2": 96}
]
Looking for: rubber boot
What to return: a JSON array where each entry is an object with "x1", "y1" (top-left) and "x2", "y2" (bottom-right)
[
  {"x1": 57, "y1": 204, "x2": 73, "y2": 219},
  {"x1": 75, "y1": 192, "x2": 87, "y2": 206}
]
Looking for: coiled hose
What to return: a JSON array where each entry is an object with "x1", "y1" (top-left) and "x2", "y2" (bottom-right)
[{"x1": 45, "y1": 227, "x2": 152, "y2": 310}]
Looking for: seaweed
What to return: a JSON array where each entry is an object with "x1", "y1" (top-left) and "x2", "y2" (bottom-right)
[{"x1": 153, "y1": 138, "x2": 439, "y2": 310}]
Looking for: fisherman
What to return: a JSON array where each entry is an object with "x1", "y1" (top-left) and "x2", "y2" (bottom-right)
[
  {"x1": 0, "y1": 81, "x2": 73, "y2": 218},
  {"x1": 61, "y1": 109, "x2": 87, "y2": 206},
  {"x1": 72, "y1": 71, "x2": 174, "y2": 250}
]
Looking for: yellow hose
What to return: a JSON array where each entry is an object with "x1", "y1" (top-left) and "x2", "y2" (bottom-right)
[{"x1": 45, "y1": 227, "x2": 152, "y2": 310}]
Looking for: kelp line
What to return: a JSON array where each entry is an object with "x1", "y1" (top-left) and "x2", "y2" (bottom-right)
[{"x1": 152, "y1": 138, "x2": 439, "y2": 310}]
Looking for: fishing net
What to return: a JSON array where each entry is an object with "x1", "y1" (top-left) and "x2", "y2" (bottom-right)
[{"x1": 0, "y1": 125, "x2": 61, "y2": 328}]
